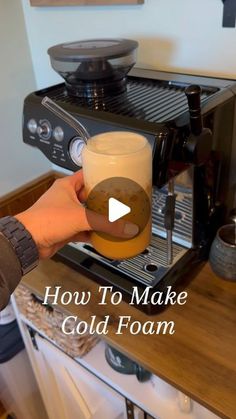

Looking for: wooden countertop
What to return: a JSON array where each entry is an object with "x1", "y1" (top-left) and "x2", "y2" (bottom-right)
[{"x1": 20, "y1": 258, "x2": 236, "y2": 419}]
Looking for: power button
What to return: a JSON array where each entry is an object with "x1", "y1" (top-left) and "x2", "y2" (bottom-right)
[{"x1": 27, "y1": 119, "x2": 37, "y2": 134}]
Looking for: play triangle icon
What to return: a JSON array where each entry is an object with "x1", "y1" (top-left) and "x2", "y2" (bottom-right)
[{"x1": 108, "y1": 197, "x2": 131, "y2": 222}]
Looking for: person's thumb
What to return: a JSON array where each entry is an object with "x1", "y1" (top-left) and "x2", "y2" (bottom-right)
[{"x1": 78, "y1": 206, "x2": 139, "y2": 239}]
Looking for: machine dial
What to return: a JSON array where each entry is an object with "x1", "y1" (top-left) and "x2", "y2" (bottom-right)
[
  {"x1": 69, "y1": 137, "x2": 86, "y2": 167},
  {"x1": 53, "y1": 126, "x2": 64, "y2": 142},
  {"x1": 27, "y1": 118, "x2": 37, "y2": 134},
  {"x1": 37, "y1": 119, "x2": 52, "y2": 140}
]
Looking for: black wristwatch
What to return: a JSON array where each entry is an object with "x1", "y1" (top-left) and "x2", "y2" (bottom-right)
[{"x1": 0, "y1": 216, "x2": 39, "y2": 275}]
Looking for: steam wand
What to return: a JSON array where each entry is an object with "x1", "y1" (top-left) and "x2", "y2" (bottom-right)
[{"x1": 165, "y1": 179, "x2": 176, "y2": 265}]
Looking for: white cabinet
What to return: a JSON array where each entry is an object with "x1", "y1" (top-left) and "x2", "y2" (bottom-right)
[
  {"x1": 12, "y1": 295, "x2": 219, "y2": 419},
  {"x1": 0, "y1": 348, "x2": 48, "y2": 419},
  {"x1": 22, "y1": 324, "x2": 144, "y2": 419}
]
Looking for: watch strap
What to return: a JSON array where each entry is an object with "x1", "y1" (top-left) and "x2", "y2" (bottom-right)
[{"x1": 0, "y1": 216, "x2": 39, "y2": 275}]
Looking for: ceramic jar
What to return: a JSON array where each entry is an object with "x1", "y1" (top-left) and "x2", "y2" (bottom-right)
[{"x1": 209, "y1": 224, "x2": 236, "y2": 281}]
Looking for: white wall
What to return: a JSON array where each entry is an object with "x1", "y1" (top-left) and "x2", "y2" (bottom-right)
[
  {"x1": 21, "y1": 0, "x2": 236, "y2": 90},
  {"x1": 0, "y1": 0, "x2": 50, "y2": 196},
  {"x1": 0, "y1": 1, "x2": 234, "y2": 194}
]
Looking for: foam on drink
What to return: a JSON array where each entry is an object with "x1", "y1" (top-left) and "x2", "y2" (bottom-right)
[{"x1": 87, "y1": 131, "x2": 147, "y2": 155}]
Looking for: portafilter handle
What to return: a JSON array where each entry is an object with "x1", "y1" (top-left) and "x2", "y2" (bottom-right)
[{"x1": 41, "y1": 96, "x2": 90, "y2": 143}]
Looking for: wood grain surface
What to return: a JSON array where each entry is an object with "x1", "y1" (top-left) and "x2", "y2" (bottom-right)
[
  {"x1": 0, "y1": 172, "x2": 59, "y2": 218},
  {"x1": 30, "y1": 0, "x2": 144, "y2": 6},
  {"x1": 19, "y1": 259, "x2": 236, "y2": 419}
]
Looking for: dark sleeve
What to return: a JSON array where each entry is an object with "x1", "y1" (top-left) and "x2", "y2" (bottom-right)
[{"x1": 0, "y1": 233, "x2": 22, "y2": 311}]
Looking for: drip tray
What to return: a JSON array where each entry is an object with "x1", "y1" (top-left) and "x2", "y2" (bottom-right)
[{"x1": 71, "y1": 235, "x2": 188, "y2": 287}]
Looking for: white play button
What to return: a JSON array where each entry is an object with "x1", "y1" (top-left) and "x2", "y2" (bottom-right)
[{"x1": 108, "y1": 197, "x2": 131, "y2": 223}]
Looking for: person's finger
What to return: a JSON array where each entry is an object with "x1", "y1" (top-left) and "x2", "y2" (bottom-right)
[
  {"x1": 77, "y1": 186, "x2": 87, "y2": 203},
  {"x1": 71, "y1": 231, "x2": 91, "y2": 243},
  {"x1": 77, "y1": 206, "x2": 139, "y2": 239},
  {"x1": 69, "y1": 170, "x2": 84, "y2": 192},
  {"x1": 42, "y1": 232, "x2": 91, "y2": 259}
]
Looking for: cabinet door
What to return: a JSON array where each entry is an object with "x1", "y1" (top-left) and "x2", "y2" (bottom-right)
[
  {"x1": 21, "y1": 325, "x2": 64, "y2": 419},
  {"x1": 34, "y1": 334, "x2": 128, "y2": 419}
]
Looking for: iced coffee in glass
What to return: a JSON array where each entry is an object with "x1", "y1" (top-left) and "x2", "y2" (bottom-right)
[{"x1": 82, "y1": 131, "x2": 152, "y2": 259}]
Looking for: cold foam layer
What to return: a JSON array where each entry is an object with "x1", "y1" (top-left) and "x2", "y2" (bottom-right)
[
  {"x1": 82, "y1": 131, "x2": 152, "y2": 190},
  {"x1": 86, "y1": 131, "x2": 147, "y2": 155}
]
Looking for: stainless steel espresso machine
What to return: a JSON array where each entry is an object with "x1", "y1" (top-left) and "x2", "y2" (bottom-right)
[{"x1": 22, "y1": 39, "x2": 236, "y2": 313}]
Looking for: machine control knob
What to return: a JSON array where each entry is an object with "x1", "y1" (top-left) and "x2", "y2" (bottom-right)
[
  {"x1": 185, "y1": 85, "x2": 202, "y2": 136},
  {"x1": 69, "y1": 137, "x2": 85, "y2": 167},
  {"x1": 27, "y1": 119, "x2": 37, "y2": 134},
  {"x1": 184, "y1": 85, "x2": 213, "y2": 165},
  {"x1": 53, "y1": 126, "x2": 64, "y2": 142},
  {"x1": 37, "y1": 120, "x2": 51, "y2": 140}
]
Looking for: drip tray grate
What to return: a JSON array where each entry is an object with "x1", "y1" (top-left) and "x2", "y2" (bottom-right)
[{"x1": 73, "y1": 235, "x2": 187, "y2": 287}]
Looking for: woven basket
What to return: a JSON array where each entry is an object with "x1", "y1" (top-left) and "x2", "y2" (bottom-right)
[{"x1": 14, "y1": 284, "x2": 99, "y2": 358}]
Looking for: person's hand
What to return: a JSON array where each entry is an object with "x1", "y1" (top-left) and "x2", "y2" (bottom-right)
[{"x1": 15, "y1": 171, "x2": 139, "y2": 259}]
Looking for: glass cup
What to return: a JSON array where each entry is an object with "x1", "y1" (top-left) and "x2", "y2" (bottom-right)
[{"x1": 82, "y1": 131, "x2": 152, "y2": 259}]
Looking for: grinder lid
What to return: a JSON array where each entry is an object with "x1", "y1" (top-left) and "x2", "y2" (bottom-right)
[{"x1": 48, "y1": 38, "x2": 138, "y2": 62}]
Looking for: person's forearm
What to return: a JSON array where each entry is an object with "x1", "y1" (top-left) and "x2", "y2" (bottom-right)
[{"x1": 0, "y1": 234, "x2": 22, "y2": 310}]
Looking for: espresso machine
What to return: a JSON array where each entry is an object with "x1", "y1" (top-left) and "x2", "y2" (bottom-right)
[{"x1": 22, "y1": 39, "x2": 236, "y2": 313}]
